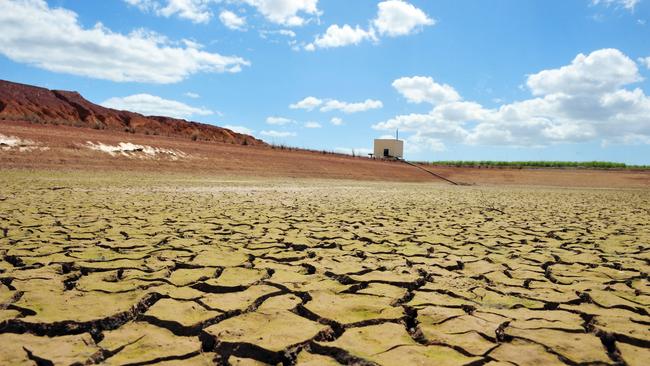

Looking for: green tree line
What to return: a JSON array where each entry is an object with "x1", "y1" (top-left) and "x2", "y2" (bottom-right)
[{"x1": 414, "y1": 161, "x2": 650, "y2": 169}]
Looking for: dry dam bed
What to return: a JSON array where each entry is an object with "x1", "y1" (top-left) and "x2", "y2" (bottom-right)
[{"x1": 0, "y1": 171, "x2": 648, "y2": 365}]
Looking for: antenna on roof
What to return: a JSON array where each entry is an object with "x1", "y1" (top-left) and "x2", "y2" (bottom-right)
[{"x1": 396, "y1": 129, "x2": 399, "y2": 140}]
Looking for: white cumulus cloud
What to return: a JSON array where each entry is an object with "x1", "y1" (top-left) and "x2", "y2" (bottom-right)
[
  {"x1": 101, "y1": 94, "x2": 214, "y2": 119},
  {"x1": 0, "y1": 0, "x2": 248, "y2": 84},
  {"x1": 304, "y1": 121, "x2": 322, "y2": 128},
  {"x1": 124, "y1": 0, "x2": 159, "y2": 11},
  {"x1": 307, "y1": 24, "x2": 376, "y2": 50},
  {"x1": 392, "y1": 76, "x2": 461, "y2": 105},
  {"x1": 526, "y1": 48, "x2": 641, "y2": 96},
  {"x1": 306, "y1": 0, "x2": 432, "y2": 50},
  {"x1": 591, "y1": 0, "x2": 641, "y2": 11},
  {"x1": 261, "y1": 130, "x2": 297, "y2": 137},
  {"x1": 320, "y1": 99, "x2": 383, "y2": 113},
  {"x1": 125, "y1": 0, "x2": 214, "y2": 23},
  {"x1": 240, "y1": 0, "x2": 320, "y2": 26},
  {"x1": 219, "y1": 10, "x2": 247, "y2": 30},
  {"x1": 374, "y1": 48, "x2": 650, "y2": 152},
  {"x1": 404, "y1": 134, "x2": 446, "y2": 153},
  {"x1": 259, "y1": 29, "x2": 297, "y2": 38},
  {"x1": 266, "y1": 116, "x2": 294, "y2": 125},
  {"x1": 289, "y1": 96, "x2": 323, "y2": 110},
  {"x1": 126, "y1": 0, "x2": 320, "y2": 26},
  {"x1": 291, "y1": 97, "x2": 382, "y2": 113},
  {"x1": 330, "y1": 117, "x2": 343, "y2": 125},
  {"x1": 373, "y1": 0, "x2": 435, "y2": 37},
  {"x1": 278, "y1": 29, "x2": 297, "y2": 37}
]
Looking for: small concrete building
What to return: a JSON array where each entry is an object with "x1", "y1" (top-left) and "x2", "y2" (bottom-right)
[{"x1": 374, "y1": 139, "x2": 404, "y2": 159}]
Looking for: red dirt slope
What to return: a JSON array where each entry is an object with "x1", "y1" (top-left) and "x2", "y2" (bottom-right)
[
  {"x1": 0, "y1": 79, "x2": 265, "y2": 146},
  {"x1": 1, "y1": 120, "x2": 649, "y2": 188}
]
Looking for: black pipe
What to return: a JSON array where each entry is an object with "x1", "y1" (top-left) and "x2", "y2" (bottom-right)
[{"x1": 401, "y1": 160, "x2": 459, "y2": 185}]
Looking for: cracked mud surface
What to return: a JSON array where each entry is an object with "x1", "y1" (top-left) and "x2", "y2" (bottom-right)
[{"x1": 1, "y1": 171, "x2": 649, "y2": 365}]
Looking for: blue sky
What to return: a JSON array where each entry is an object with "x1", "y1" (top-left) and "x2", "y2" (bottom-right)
[{"x1": 1, "y1": 0, "x2": 649, "y2": 163}]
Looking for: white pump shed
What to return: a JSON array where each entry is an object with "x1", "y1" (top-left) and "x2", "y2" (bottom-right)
[{"x1": 373, "y1": 139, "x2": 404, "y2": 159}]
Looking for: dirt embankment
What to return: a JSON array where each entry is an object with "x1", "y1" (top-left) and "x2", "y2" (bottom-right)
[
  {"x1": 0, "y1": 79, "x2": 264, "y2": 146},
  {"x1": 1, "y1": 120, "x2": 649, "y2": 188}
]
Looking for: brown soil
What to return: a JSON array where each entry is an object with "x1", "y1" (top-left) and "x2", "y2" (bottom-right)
[
  {"x1": 1, "y1": 120, "x2": 649, "y2": 188},
  {"x1": 0, "y1": 173, "x2": 648, "y2": 365},
  {"x1": 0, "y1": 79, "x2": 264, "y2": 146}
]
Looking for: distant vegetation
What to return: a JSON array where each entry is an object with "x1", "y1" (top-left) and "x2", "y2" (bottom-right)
[
  {"x1": 416, "y1": 161, "x2": 650, "y2": 170},
  {"x1": 265, "y1": 143, "x2": 650, "y2": 170}
]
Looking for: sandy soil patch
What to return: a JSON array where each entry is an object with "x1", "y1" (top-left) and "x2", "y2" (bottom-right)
[
  {"x1": 84, "y1": 141, "x2": 188, "y2": 160},
  {"x1": 0, "y1": 133, "x2": 48, "y2": 152}
]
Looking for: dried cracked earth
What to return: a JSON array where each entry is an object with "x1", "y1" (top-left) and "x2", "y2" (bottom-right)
[{"x1": 0, "y1": 171, "x2": 649, "y2": 366}]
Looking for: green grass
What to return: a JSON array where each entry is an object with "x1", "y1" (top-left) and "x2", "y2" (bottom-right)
[{"x1": 414, "y1": 161, "x2": 650, "y2": 170}]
